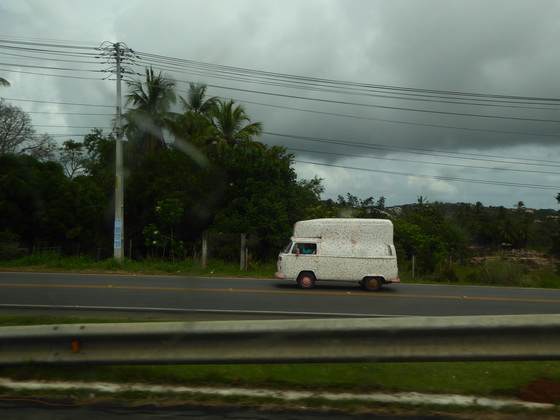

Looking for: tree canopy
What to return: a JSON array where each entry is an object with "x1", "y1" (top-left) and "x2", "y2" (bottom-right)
[{"x1": 0, "y1": 101, "x2": 56, "y2": 160}]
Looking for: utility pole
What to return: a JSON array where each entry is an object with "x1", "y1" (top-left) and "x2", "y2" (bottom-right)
[
  {"x1": 114, "y1": 42, "x2": 124, "y2": 263},
  {"x1": 98, "y1": 41, "x2": 137, "y2": 264}
]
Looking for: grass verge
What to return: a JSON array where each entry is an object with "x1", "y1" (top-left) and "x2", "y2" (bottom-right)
[
  {"x1": 0, "y1": 254, "x2": 276, "y2": 278},
  {"x1": 2, "y1": 359, "x2": 559, "y2": 399},
  {"x1": 400, "y1": 259, "x2": 560, "y2": 288}
]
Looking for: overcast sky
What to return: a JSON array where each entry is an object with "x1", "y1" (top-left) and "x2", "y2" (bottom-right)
[{"x1": 2, "y1": 0, "x2": 560, "y2": 209}]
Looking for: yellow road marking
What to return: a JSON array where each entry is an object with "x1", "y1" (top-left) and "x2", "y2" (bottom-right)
[{"x1": 0, "y1": 283, "x2": 559, "y2": 304}]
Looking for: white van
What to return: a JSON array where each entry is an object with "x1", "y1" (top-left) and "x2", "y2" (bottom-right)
[{"x1": 275, "y1": 218, "x2": 400, "y2": 291}]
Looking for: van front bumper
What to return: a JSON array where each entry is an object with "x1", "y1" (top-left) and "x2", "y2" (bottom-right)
[{"x1": 274, "y1": 272, "x2": 285, "y2": 279}]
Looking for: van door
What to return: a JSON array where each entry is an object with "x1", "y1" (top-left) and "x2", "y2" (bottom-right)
[{"x1": 291, "y1": 242, "x2": 319, "y2": 278}]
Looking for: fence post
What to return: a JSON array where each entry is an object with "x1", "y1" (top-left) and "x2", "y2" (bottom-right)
[
  {"x1": 202, "y1": 231, "x2": 208, "y2": 269},
  {"x1": 240, "y1": 233, "x2": 247, "y2": 271}
]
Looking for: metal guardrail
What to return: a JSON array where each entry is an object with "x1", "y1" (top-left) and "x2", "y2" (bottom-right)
[{"x1": 1, "y1": 314, "x2": 559, "y2": 366}]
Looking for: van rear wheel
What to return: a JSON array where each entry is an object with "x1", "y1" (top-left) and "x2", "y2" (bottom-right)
[
  {"x1": 363, "y1": 277, "x2": 383, "y2": 292},
  {"x1": 297, "y1": 272, "x2": 316, "y2": 289}
]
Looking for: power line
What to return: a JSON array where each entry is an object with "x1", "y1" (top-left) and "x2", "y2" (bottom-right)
[
  {"x1": 294, "y1": 160, "x2": 559, "y2": 191},
  {"x1": 3, "y1": 37, "x2": 560, "y2": 111},
  {"x1": 0, "y1": 67, "x2": 103, "y2": 81},
  {"x1": 2, "y1": 38, "x2": 560, "y2": 132},
  {"x1": 266, "y1": 132, "x2": 560, "y2": 168},
  {"x1": 241, "y1": 98, "x2": 560, "y2": 139},
  {"x1": 2, "y1": 97, "x2": 113, "y2": 108},
  {"x1": 4, "y1": 94, "x2": 560, "y2": 171},
  {"x1": 134, "y1": 49, "x2": 560, "y2": 104},
  {"x1": 288, "y1": 147, "x2": 560, "y2": 176},
  {"x1": 1, "y1": 37, "x2": 560, "y2": 195},
  {"x1": 0, "y1": 62, "x2": 101, "y2": 73}
]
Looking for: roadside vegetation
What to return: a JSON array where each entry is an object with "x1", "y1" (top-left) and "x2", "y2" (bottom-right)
[
  {"x1": 0, "y1": 254, "x2": 276, "y2": 279},
  {"x1": 1, "y1": 354, "x2": 559, "y2": 400},
  {"x1": 2, "y1": 69, "x2": 560, "y2": 285}
]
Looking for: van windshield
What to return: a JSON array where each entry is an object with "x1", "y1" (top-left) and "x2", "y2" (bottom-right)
[{"x1": 281, "y1": 241, "x2": 294, "y2": 254}]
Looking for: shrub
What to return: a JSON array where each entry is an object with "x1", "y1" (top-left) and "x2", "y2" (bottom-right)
[
  {"x1": 428, "y1": 264, "x2": 459, "y2": 283},
  {"x1": 476, "y1": 260, "x2": 527, "y2": 286}
]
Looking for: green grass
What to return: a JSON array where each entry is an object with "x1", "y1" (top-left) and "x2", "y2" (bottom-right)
[
  {"x1": 2, "y1": 353, "x2": 560, "y2": 399},
  {"x1": 399, "y1": 259, "x2": 560, "y2": 288},
  {"x1": 3, "y1": 361, "x2": 558, "y2": 397},
  {"x1": 0, "y1": 254, "x2": 276, "y2": 279}
]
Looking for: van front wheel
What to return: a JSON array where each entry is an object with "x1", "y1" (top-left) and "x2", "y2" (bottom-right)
[
  {"x1": 297, "y1": 272, "x2": 316, "y2": 289},
  {"x1": 363, "y1": 277, "x2": 383, "y2": 292}
]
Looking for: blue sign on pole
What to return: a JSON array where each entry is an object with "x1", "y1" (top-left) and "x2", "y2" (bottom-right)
[{"x1": 114, "y1": 219, "x2": 122, "y2": 249}]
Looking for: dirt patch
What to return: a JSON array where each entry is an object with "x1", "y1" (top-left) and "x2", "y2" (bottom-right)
[{"x1": 520, "y1": 380, "x2": 560, "y2": 404}]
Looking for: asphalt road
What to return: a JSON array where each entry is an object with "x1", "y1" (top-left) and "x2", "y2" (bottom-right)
[{"x1": 0, "y1": 271, "x2": 559, "y2": 319}]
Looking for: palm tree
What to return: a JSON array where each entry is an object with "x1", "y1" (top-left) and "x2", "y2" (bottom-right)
[
  {"x1": 179, "y1": 82, "x2": 218, "y2": 116},
  {"x1": 0, "y1": 77, "x2": 10, "y2": 87},
  {"x1": 208, "y1": 99, "x2": 263, "y2": 153},
  {"x1": 124, "y1": 67, "x2": 176, "y2": 156},
  {"x1": 169, "y1": 83, "x2": 217, "y2": 145},
  {"x1": 514, "y1": 201, "x2": 525, "y2": 211}
]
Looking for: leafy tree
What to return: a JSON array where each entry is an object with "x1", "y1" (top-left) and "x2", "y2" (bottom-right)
[
  {"x1": 157, "y1": 198, "x2": 185, "y2": 260},
  {"x1": 290, "y1": 177, "x2": 327, "y2": 220},
  {"x1": 211, "y1": 144, "x2": 316, "y2": 259},
  {"x1": 81, "y1": 129, "x2": 117, "y2": 194},
  {"x1": 453, "y1": 201, "x2": 536, "y2": 252},
  {"x1": 70, "y1": 129, "x2": 119, "y2": 254},
  {"x1": 335, "y1": 193, "x2": 387, "y2": 218},
  {"x1": 551, "y1": 194, "x2": 560, "y2": 256},
  {"x1": 123, "y1": 132, "x2": 324, "y2": 261},
  {"x1": 66, "y1": 175, "x2": 107, "y2": 253},
  {"x1": 457, "y1": 202, "x2": 499, "y2": 249},
  {"x1": 0, "y1": 102, "x2": 33, "y2": 154},
  {"x1": 0, "y1": 154, "x2": 82, "y2": 251},
  {"x1": 58, "y1": 139, "x2": 87, "y2": 179},
  {"x1": 511, "y1": 203, "x2": 533, "y2": 249},
  {"x1": 27, "y1": 133, "x2": 57, "y2": 161},
  {"x1": 394, "y1": 197, "x2": 468, "y2": 275},
  {"x1": 142, "y1": 223, "x2": 164, "y2": 258},
  {"x1": 0, "y1": 101, "x2": 56, "y2": 160},
  {"x1": 124, "y1": 147, "x2": 215, "y2": 257}
]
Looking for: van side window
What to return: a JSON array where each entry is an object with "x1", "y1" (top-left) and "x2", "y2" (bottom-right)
[{"x1": 298, "y1": 243, "x2": 317, "y2": 254}]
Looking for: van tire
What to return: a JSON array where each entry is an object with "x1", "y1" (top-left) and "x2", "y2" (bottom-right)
[
  {"x1": 297, "y1": 272, "x2": 316, "y2": 289},
  {"x1": 363, "y1": 277, "x2": 383, "y2": 292}
]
